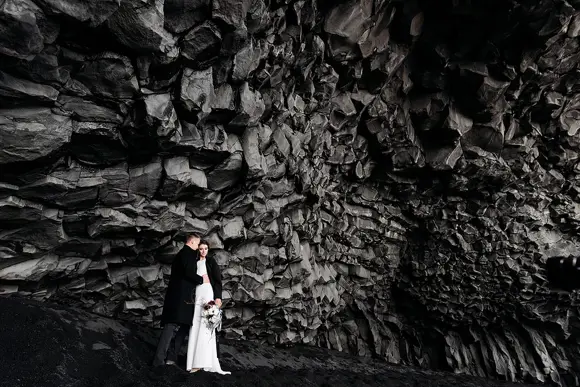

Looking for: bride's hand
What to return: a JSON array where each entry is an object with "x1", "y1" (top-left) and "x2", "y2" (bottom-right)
[{"x1": 202, "y1": 274, "x2": 210, "y2": 283}]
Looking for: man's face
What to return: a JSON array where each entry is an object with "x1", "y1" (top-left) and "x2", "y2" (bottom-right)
[{"x1": 189, "y1": 237, "x2": 200, "y2": 250}]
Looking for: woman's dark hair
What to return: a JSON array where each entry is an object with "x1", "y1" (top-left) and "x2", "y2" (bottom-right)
[{"x1": 198, "y1": 239, "x2": 210, "y2": 248}]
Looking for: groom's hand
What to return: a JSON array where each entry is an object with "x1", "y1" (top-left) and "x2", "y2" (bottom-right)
[
  {"x1": 215, "y1": 298, "x2": 222, "y2": 308},
  {"x1": 202, "y1": 274, "x2": 210, "y2": 283}
]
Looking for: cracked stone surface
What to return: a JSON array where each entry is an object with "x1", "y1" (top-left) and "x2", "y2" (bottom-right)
[{"x1": 1, "y1": 0, "x2": 580, "y2": 385}]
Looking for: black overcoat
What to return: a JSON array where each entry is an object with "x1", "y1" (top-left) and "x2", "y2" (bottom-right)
[
  {"x1": 160, "y1": 246, "x2": 202, "y2": 326},
  {"x1": 203, "y1": 254, "x2": 223, "y2": 300},
  {"x1": 160, "y1": 247, "x2": 223, "y2": 326}
]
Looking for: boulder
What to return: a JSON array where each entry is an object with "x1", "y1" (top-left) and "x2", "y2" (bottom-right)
[
  {"x1": 0, "y1": 0, "x2": 59, "y2": 60},
  {"x1": 164, "y1": 0, "x2": 209, "y2": 34},
  {"x1": 36, "y1": 0, "x2": 121, "y2": 26},
  {"x1": 0, "y1": 108, "x2": 72, "y2": 164},
  {"x1": 73, "y1": 52, "x2": 139, "y2": 99},
  {"x1": 107, "y1": 0, "x2": 178, "y2": 58},
  {"x1": 180, "y1": 67, "x2": 214, "y2": 113},
  {"x1": 160, "y1": 156, "x2": 208, "y2": 200}
]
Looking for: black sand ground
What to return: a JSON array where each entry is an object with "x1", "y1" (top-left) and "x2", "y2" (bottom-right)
[{"x1": 0, "y1": 297, "x2": 541, "y2": 387}]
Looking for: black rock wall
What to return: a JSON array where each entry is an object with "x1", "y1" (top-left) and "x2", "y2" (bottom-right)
[{"x1": 1, "y1": 0, "x2": 580, "y2": 385}]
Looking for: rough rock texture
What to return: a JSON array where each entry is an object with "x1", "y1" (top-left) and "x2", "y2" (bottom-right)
[
  {"x1": 0, "y1": 297, "x2": 538, "y2": 387},
  {"x1": 1, "y1": 0, "x2": 580, "y2": 385}
]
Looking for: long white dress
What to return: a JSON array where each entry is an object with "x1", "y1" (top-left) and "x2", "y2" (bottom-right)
[{"x1": 186, "y1": 259, "x2": 230, "y2": 374}]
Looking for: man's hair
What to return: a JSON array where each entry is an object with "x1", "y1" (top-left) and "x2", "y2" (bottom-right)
[
  {"x1": 198, "y1": 239, "x2": 210, "y2": 248},
  {"x1": 186, "y1": 233, "x2": 201, "y2": 243}
]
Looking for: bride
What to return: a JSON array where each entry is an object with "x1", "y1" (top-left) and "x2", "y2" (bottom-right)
[{"x1": 186, "y1": 239, "x2": 230, "y2": 375}]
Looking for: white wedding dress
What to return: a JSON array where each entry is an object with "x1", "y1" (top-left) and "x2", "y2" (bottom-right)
[{"x1": 186, "y1": 259, "x2": 230, "y2": 374}]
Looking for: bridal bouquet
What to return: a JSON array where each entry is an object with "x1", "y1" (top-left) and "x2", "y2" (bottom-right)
[{"x1": 201, "y1": 300, "x2": 223, "y2": 332}]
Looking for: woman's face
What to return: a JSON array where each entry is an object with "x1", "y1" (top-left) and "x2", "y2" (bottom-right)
[{"x1": 199, "y1": 244, "x2": 208, "y2": 258}]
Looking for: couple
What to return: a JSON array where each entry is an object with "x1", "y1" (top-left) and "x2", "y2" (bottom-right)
[{"x1": 153, "y1": 234, "x2": 230, "y2": 374}]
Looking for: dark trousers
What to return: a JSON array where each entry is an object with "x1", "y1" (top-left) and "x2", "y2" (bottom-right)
[{"x1": 152, "y1": 323, "x2": 189, "y2": 366}]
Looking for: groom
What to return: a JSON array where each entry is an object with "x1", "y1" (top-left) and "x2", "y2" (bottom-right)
[{"x1": 153, "y1": 233, "x2": 210, "y2": 367}]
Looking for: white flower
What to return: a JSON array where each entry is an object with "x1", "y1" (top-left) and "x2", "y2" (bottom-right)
[{"x1": 201, "y1": 301, "x2": 223, "y2": 333}]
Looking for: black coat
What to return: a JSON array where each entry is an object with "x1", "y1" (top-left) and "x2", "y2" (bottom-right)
[
  {"x1": 204, "y1": 254, "x2": 223, "y2": 300},
  {"x1": 160, "y1": 247, "x2": 223, "y2": 326}
]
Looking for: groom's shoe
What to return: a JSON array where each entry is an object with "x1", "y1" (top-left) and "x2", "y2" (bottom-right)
[{"x1": 165, "y1": 360, "x2": 176, "y2": 365}]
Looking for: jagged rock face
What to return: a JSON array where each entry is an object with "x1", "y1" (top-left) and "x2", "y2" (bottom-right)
[{"x1": 0, "y1": 0, "x2": 579, "y2": 385}]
